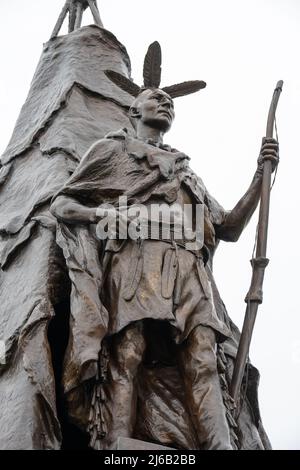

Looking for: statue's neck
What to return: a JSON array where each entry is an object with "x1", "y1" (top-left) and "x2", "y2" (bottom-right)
[{"x1": 135, "y1": 122, "x2": 165, "y2": 145}]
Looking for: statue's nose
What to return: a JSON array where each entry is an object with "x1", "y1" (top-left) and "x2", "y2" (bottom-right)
[{"x1": 161, "y1": 101, "x2": 171, "y2": 109}]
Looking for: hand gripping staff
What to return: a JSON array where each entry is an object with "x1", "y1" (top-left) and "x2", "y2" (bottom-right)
[{"x1": 230, "y1": 81, "x2": 283, "y2": 407}]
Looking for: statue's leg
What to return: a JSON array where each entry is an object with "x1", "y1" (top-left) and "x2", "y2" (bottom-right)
[
  {"x1": 105, "y1": 321, "x2": 146, "y2": 449},
  {"x1": 179, "y1": 325, "x2": 232, "y2": 450}
]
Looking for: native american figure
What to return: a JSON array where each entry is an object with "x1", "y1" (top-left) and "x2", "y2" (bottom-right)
[{"x1": 0, "y1": 1, "x2": 277, "y2": 450}]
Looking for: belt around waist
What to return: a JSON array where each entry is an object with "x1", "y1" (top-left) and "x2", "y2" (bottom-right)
[{"x1": 142, "y1": 237, "x2": 209, "y2": 265}]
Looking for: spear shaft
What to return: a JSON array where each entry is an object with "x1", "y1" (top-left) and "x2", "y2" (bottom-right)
[{"x1": 230, "y1": 80, "x2": 283, "y2": 406}]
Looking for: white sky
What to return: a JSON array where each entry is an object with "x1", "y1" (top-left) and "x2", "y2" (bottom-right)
[{"x1": 0, "y1": 0, "x2": 299, "y2": 450}]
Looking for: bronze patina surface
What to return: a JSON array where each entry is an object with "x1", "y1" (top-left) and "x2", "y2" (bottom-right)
[{"x1": 0, "y1": 1, "x2": 279, "y2": 450}]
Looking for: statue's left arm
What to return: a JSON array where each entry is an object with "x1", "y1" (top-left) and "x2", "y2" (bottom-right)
[{"x1": 215, "y1": 138, "x2": 279, "y2": 242}]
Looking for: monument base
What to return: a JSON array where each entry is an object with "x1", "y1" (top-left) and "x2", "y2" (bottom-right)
[{"x1": 116, "y1": 437, "x2": 175, "y2": 451}]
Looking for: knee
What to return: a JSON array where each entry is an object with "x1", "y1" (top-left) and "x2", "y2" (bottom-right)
[{"x1": 183, "y1": 326, "x2": 218, "y2": 380}]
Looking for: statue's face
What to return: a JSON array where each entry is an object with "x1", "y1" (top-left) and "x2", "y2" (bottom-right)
[{"x1": 133, "y1": 89, "x2": 175, "y2": 133}]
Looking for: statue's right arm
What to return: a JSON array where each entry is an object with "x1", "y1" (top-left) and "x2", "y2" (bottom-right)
[
  {"x1": 50, "y1": 195, "x2": 98, "y2": 224},
  {"x1": 50, "y1": 137, "x2": 120, "y2": 224}
]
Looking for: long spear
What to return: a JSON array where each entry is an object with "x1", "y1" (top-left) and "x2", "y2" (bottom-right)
[{"x1": 230, "y1": 80, "x2": 283, "y2": 406}]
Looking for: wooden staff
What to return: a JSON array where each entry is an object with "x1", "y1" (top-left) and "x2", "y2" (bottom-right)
[{"x1": 230, "y1": 80, "x2": 283, "y2": 406}]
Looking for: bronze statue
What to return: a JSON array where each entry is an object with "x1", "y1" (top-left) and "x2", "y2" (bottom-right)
[
  {"x1": 50, "y1": 42, "x2": 279, "y2": 450},
  {"x1": 0, "y1": 1, "x2": 280, "y2": 450}
]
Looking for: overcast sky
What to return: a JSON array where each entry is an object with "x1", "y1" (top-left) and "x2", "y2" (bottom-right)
[{"x1": 0, "y1": 0, "x2": 299, "y2": 450}]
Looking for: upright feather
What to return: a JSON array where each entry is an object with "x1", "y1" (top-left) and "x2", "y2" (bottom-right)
[{"x1": 143, "y1": 41, "x2": 162, "y2": 88}]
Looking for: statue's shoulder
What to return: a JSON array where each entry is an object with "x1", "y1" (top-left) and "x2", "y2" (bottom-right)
[
  {"x1": 92, "y1": 129, "x2": 127, "y2": 150},
  {"x1": 104, "y1": 128, "x2": 146, "y2": 156},
  {"x1": 183, "y1": 166, "x2": 206, "y2": 189},
  {"x1": 81, "y1": 128, "x2": 130, "y2": 165},
  {"x1": 104, "y1": 128, "x2": 130, "y2": 142}
]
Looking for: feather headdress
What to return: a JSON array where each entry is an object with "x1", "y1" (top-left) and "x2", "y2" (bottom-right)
[{"x1": 105, "y1": 41, "x2": 206, "y2": 99}]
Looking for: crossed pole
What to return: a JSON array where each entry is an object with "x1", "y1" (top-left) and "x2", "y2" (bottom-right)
[{"x1": 51, "y1": 0, "x2": 103, "y2": 39}]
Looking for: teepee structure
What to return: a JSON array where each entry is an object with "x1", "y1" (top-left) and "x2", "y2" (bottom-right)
[{"x1": 0, "y1": 0, "x2": 133, "y2": 449}]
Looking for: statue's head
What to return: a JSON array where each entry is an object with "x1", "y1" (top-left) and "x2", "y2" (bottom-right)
[
  {"x1": 129, "y1": 88, "x2": 175, "y2": 133},
  {"x1": 105, "y1": 41, "x2": 206, "y2": 134}
]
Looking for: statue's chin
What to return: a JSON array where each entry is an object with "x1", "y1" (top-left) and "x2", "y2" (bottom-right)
[{"x1": 144, "y1": 118, "x2": 172, "y2": 134}]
